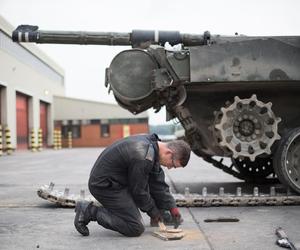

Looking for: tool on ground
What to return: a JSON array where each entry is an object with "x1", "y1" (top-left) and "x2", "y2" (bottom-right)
[
  {"x1": 276, "y1": 227, "x2": 298, "y2": 250},
  {"x1": 173, "y1": 216, "x2": 181, "y2": 229},
  {"x1": 152, "y1": 221, "x2": 185, "y2": 241},
  {"x1": 204, "y1": 217, "x2": 239, "y2": 223}
]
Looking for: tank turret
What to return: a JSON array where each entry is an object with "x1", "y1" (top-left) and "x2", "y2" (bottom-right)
[{"x1": 12, "y1": 25, "x2": 300, "y2": 194}]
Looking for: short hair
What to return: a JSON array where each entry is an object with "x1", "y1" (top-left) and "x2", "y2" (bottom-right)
[{"x1": 166, "y1": 140, "x2": 191, "y2": 167}]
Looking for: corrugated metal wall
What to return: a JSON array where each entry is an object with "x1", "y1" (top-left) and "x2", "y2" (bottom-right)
[{"x1": 16, "y1": 92, "x2": 29, "y2": 149}]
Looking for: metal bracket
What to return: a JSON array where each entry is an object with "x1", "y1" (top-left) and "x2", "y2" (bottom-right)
[{"x1": 152, "y1": 68, "x2": 173, "y2": 89}]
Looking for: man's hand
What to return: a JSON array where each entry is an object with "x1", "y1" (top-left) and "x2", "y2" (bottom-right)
[
  {"x1": 170, "y1": 207, "x2": 182, "y2": 228},
  {"x1": 151, "y1": 213, "x2": 163, "y2": 225}
]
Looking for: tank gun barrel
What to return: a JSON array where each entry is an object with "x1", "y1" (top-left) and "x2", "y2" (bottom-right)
[{"x1": 12, "y1": 25, "x2": 208, "y2": 47}]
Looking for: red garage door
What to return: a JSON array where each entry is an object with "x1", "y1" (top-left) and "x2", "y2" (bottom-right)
[
  {"x1": 16, "y1": 93, "x2": 29, "y2": 149},
  {"x1": 0, "y1": 87, "x2": 2, "y2": 123},
  {"x1": 40, "y1": 101, "x2": 48, "y2": 146}
]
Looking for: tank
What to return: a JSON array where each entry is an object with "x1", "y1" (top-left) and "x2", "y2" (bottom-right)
[{"x1": 13, "y1": 25, "x2": 300, "y2": 193}]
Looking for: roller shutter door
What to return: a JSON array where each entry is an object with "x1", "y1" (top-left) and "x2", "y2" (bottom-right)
[
  {"x1": 40, "y1": 101, "x2": 48, "y2": 146},
  {"x1": 16, "y1": 93, "x2": 29, "y2": 149},
  {"x1": 0, "y1": 87, "x2": 2, "y2": 123}
]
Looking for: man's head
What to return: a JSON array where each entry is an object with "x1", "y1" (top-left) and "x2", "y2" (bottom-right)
[{"x1": 158, "y1": 140, "x2": 191, "y2": 169}]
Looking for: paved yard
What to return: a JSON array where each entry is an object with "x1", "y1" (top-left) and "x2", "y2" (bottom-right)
[{"x1": 0, "y1": 148, "x2": 299, "y2": 249}]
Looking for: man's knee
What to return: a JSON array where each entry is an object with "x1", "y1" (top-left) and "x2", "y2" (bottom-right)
[{"x1": 126, "y1": 223, "x2": 145, "y2": 237}]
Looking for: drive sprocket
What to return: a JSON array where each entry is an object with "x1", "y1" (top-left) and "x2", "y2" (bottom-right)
[{"x1": 215, "y1": 95, "x2": 281, "y2": 161}]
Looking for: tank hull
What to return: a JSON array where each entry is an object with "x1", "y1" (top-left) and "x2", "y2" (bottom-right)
[{"x1": 183, "y1": 81, "x2": 300, "y2": 157}]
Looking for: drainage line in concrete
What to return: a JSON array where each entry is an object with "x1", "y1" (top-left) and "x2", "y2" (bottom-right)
[{"x1": 165, "y1": 171, "x2": 214, "y2": 250}]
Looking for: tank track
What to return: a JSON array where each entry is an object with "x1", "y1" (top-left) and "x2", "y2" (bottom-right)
[
  {"x1": 203, "y1": 156, "x2": 248, "y2": 181},
  {"x1": 203, "y1": 155, "x2": 277, "y2": 182},
  {"x1": 37, "y1": 182, "x2": 300, "y2": 208},
  {"x1": 37, "y1": 183, "x2": 95, "y2": 207},
  {"x1": 174, "y1": 187, "x2": 300, "y2": 207}
]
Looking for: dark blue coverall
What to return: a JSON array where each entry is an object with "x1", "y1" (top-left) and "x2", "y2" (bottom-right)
[{"x1": 88, "y1": 134, "x2": 176, "y2": 237}]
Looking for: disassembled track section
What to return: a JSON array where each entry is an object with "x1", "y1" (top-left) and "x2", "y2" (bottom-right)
[{"x1": 37, "y1": 182, "x2": 300, "y2": 207}]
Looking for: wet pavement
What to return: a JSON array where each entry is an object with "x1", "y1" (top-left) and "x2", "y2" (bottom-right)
[{"x1": 0, "y1": 148, "x2": 299, "y2": 250}]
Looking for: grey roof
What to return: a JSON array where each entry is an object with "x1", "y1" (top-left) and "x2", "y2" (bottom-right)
[{"x1": 53, "y1": 96, "x2": 148, "y2": 120}]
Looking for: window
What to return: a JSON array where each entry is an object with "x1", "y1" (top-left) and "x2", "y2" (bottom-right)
[
  {"x1": 101, "y1": 124, "x2": 110, "y2": 137},
  {"x1": 91, "y1": 119, "x2": 100, "y2": 124},
  {"x1": 62, "y1": 126, "x2": 69, "y2": 139},
  {"x1": 108, "y1": 118, "x2": 148, "y2": 124},
  {"x1": 62, "y1": 125, "x2": 81, "y2": 139},
  {"x1": 71, "y1": 125, "x2": 81, "y2": 138}
]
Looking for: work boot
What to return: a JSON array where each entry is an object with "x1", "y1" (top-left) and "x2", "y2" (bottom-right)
[
  {"x1": 74, "y1": 201, "x2": 98, "y2": 236},
  {"x1": 150, "y1": 210, "x2": 183, "y2": 227}
]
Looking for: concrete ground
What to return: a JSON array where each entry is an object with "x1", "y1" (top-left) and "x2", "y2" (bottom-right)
[{"x1": 0, "y1": 148, "x2": 299, "y2": 250}]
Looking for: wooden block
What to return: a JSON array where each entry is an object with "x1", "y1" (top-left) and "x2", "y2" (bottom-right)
[
  {"x1": 153, "y1": 221, "x2": 185, "y2": 240},
  {"x1": 158, "y1": 221, "x2": 182, "y2": 233},
  {"x1": 152, "y1": 231, "x2": 185, "y2": 241},
  {"x1": 164, "y1": 228, "x2": 183, "y2": 233},
  {"x1": 158, "y1": 221, "x2": 167, "y2": 231}
]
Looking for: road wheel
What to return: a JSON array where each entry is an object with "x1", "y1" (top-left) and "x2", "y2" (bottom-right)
[
  {"x1": 273, "y1": 128, "x2": 300, "y2": 194},
  {"x1": 232, "y1": 157, "x2": 274, "y2": 182}
]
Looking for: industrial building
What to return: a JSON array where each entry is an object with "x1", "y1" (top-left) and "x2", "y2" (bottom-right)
[
  {"x1": 0, "y1": 16, "x2": 148, "y2": 152},
  {"x1": 54, "y1": 96, "x2": 148, "y2": 148}
]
